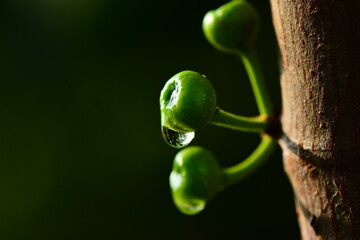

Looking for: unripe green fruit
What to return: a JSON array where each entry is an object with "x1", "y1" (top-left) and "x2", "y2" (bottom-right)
[
  {"x1": 202, "y1": 0, "x2": 260, "y2": 54},
  {"x1": 169, "y1": 146, "x2": 223, "y2": 215},
  {"x1": 160, "y1": 71, "x2": 217, "y2": 132}
]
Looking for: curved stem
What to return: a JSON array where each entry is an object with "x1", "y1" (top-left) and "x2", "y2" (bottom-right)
[
  {"x1": 222, "y1": 134, "x2": 277, "y2": 186},
  {"x1": 210, "y1": 107, "x2": 268, "y2": 133},
  {"x1": 239, "y1": 48, "x2": 273, "y2": 116}
]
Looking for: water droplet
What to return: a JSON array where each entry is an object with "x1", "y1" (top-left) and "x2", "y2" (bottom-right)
[{"x1": 162, "y1": 126, "x2": 195, "y2": 148}]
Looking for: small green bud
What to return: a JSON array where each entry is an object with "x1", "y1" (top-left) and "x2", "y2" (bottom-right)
[
  {"x1": 160, "y1": 71, "x2": 217, "y2": 133},
  {"x1": 169, "y1": 146, "x2": 223, "y2": 215},
  {"x1": 202, "y1": 0, "x2": 260, "y2": 54}
]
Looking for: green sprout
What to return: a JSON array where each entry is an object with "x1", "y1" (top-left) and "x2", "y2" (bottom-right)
[
  {"x1": 170, "y1": 146, "x2": 223, "y2": 215},
  {"x1": 202, "y1": 0, "x2": 259, "y2": 54},
  {"x1": 160, "y1": 0, "x2": 279, "y2": 215},
  {"x1": 160, "y1": 71, "x2": 270, "y2": 148},
  {"x1": 203, "y1": 0, "x2": 273, "y2": 116},
  {"x1": 160, "y1": 71, "x2": 217, "y2": 148}
]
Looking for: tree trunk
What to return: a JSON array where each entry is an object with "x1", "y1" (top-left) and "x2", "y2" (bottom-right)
[{"x1": 269, "y1": 1, "x2": 360, "y2": 239}]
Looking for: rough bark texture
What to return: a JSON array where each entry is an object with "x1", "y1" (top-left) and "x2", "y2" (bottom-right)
[{"x1": 269, "y1": 1, "x2": 360, "y2": 239}]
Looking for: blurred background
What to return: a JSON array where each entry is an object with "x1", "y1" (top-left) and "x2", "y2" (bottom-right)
[{"x1": 0, "y1": 0, "x2": 300, "y2": 239}]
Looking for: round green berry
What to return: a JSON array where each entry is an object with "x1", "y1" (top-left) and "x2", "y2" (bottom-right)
[
  {"x1": 160, "y1": 71, "x2": 217, "y2": 132},
  {"x1": 169, "y1": 146, "x2": 223, "y2": 215},
  {"x1": 202, "y1": 0, "x2": 260, "y2": 54}
]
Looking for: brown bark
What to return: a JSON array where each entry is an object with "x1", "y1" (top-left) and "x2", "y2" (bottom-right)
[{"x1": 269, "y1": 1, "x2": 360, "y2": 239}]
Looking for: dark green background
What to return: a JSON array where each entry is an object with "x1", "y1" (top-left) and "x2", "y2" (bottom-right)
[{"x1": 0, "y1": 0, "x2": 300, "y2": 239}]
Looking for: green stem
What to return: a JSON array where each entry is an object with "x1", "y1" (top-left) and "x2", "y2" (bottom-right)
[
  {"x1": 210, "y1": 108, "x2": 268, "y2": 133},
  {"x1": 222, "y1": 135, "x2": 277, "y2": 186},
  {"x1": 239, "y1": 48, "x2": 273, "y2": 116}
]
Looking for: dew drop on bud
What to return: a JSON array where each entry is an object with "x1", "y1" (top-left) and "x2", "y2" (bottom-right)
[{"x1": 161, "y1": 126, "x2": 195, "y2": 148}]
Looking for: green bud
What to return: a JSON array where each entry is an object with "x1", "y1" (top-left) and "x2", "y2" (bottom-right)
[
  {"x1": 160, "y1": 71, "x2": 217, "y2": 133},
  {"x1": 202, "y1": 0, "x2": 260, "y2": 54},
  {"x1": 169, "y1": 146, "x2": 223, "y2": 215}
]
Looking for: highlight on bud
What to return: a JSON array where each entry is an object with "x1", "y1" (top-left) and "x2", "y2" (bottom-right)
[
  {"x1": 202, "y1": 0, "x2": 260, "y2": 54},
  {"x1": 169, "y1": 146, "x2": 223, "y2": 215},
  {"x1": 160, "y1": 71, "x2": 217, "y2": 148}
]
